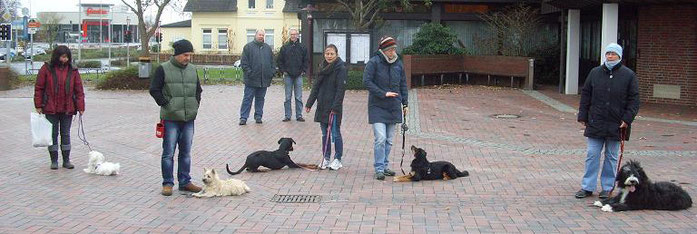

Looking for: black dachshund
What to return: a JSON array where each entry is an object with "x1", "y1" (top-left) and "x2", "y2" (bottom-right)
[
  {"x1": 226, "y1": 138, "x2": 317, "y2": 175},
  {"x1": 394, "y1": 145, "x2": 469, "y2": 182}
]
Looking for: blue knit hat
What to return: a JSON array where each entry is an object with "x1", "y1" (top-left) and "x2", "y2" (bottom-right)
[{"x1": 605, "y1": 43, "x2": 622, "y2": 59}]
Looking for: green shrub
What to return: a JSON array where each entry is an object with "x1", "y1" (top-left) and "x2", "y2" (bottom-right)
[
  {"x1": 402, "y1": 23, "x2": 465, "y2": 55},
  {"x1": 346, "y1": 70, "x2": 365, "y2": 90},
  {"x1": 95, "y1": 66, "x2": 150, "y2": 90},
  {"x1": 110, "y1": 59, "x2": 127, "y2": 67},
  {"x1": 77, "y1": 60, "x2": 102, "y2": 68}
]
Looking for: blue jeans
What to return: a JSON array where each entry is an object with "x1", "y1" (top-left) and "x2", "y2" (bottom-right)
[
  {"x1": 581, "y1": 137, "x2": 621, "y2": 192},
  {"x1": 372, "y1": 123, "x2": 396, "y2": 173},
  {"x1": 320, "y1": 115, "x2": 342, "y2": 160},
  {"x1": 284, "y1": 74, "x2": 303, "y2": 119},
  {"x1": 161, "y1": 120, "x2": 195, "y2": 186},
  {"x1": 240, "y1": 85, "x2": 268, "y2": 121}
]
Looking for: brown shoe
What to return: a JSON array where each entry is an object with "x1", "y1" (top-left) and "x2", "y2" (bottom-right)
[
  {"x1": 179, "y1": 183, "x2": 202, "y2": 192},
  {"x1": 161, "y1": 186, "x2": 173, "y2": 196}
]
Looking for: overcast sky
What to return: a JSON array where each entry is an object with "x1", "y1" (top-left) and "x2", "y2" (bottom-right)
[{"x1": 19, "y1": 0, "x2": 189, "y2": 24}]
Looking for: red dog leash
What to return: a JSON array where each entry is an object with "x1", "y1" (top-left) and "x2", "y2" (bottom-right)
[{"x1": 609, "y1": 128, "x2": 626, "y2": 195}]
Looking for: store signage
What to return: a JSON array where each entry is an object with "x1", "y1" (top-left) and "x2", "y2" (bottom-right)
[{"x1": 86, "y1": 8, "x2": 109, "y2": 15}]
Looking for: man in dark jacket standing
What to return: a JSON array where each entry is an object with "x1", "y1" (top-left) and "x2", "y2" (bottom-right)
[
  {"x1": 149, "y1": 39, "x2": 203, "y2": 196},
  {"x1": 575, "y1": 43, "x2": 640, "y2": 199},
  {"x1": 363, "y1": 36, "x2": 409, "y2": 180},
  {"x1": 239, "y1": 29, "x2": 275, "y2": 125},
  {"x1": 278, "y1": 28, "x2": 308, "y2": 122}
]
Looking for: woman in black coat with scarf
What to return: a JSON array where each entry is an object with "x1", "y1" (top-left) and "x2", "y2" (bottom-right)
[
  {"x1": 575, "y1": 43, "x2": 640, "y2": 199},
  {"x1": 305, "y1": 44, "x2": 347, "y2": 171}
]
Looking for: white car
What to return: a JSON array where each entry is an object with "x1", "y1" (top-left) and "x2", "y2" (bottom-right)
[{"x1": 23, "y1": 48, "x2": 47, "y2": 58}]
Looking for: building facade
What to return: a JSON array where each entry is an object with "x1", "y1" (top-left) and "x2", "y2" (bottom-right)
[
  {"x1": 37, "y1": 3, "x2": 139, "y2": 44},
  {"x1": 159, "y1": 0, "x2": 302, "y2": 54},
  {"x1": 547, "y1": 0, "x2": 697, "y2": 106}
]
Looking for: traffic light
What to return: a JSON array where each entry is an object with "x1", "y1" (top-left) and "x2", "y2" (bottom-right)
[
  {"x1": 124, "y1": 30, "x2": 131, "y2": 42},
  {"x1": 156, "y1": 32, "x2": 163, "y2": 43},
  {"x1": 0, "y1": 23, "x2": 11, "y2": 41}
]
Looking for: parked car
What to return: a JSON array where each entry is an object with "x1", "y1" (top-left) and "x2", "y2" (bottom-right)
[
  {"x1": 23, "y1": 48, "x2": 47, "y2": 58},
  {"x1": 0, "y1": 48, "x2": 17, "y2": 61}
]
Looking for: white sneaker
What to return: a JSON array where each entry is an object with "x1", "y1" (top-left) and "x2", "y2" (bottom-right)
[
  {"x1": 329, "y1": 159, "x2": 343, "y2": 170},
  {"x1": 319, "y1": 159, "x2": 330, "y2": 170}
]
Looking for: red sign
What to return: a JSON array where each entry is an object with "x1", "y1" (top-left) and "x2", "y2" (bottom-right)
[
  {"x1": 86, "y1": 8, "x2": 109, "y2": 15},
  {"x1": 28, "y1": 21, "x2": 41, "y2": 28}
]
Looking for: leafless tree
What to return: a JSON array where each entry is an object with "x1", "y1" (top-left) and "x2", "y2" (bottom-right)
[
  {"x1": 38, "y1": 12, "x2": 64, "y2": 50},
  {"x1": 120, "y1": 0, "x2": 183, "y2": 56},
  {"x1": 477, "y1": 4, "x2": 541, "y2": 56},
  {"x1": 334, "y1": 0, "x2": 412, "y2": 31}
]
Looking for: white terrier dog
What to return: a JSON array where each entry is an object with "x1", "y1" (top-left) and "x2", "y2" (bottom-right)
[
  {"x1": 83, "y1": 151, "x2": 120, "y2": 176},
  {"x1": 192, "y1": 168, "x2": 250, "y2": 198}
]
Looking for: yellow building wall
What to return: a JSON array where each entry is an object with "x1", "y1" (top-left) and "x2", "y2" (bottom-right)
[
  {"x1": 160, "y1": 27, "x2": 192, "y2": 53},
  {"x1": 182, "y1": 0, "x2": 301, "y2": 55}
]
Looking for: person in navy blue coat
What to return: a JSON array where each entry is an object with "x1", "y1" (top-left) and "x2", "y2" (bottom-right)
[{"x1": 363, "y1": 36, "x2": 409, "y2": 180}]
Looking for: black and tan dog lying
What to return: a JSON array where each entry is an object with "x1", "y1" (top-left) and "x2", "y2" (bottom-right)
[
  {"x1": 226, "y1": 137, "x2": 318, "y2": 175},
  {"x1": 394, "y1": 145, "x2": 469, "y2": 182}
]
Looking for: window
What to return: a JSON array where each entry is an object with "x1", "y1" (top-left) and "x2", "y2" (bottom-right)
[
  {"x1": 266, "y1": 0, "x2": 273, "y2": 9},
  {"x1": 326, "y1": 33, "x2": 347, "y2": 62},
  {"x1": 350, "y1": 34, "x2": 370, "y2": 64},
  {"x1": 202, "y1": 29, "x2": 212, "y2": 49},
  {"x1": 265, "y1": 29, "x2": 274, "y2": 49},
  {"x1": 248, "y1": 0, "x2": 255, "y2": 9},
  {"x1": 247, "y1": 29, "x2": 256, "y2": 43},
  {"x1": 218, "y1": 29, "x2": 228, "y2": 50}
]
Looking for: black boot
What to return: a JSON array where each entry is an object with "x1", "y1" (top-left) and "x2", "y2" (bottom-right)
[
  {"x1": 49, "y1": 151, "x2": 59, "y2": 170},
  {"x1": 61, "y1": 150, "x2": 74, "y2": 169}
]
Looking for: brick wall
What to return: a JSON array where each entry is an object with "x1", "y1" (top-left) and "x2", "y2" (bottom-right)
[{"x1": 636, "y1": 5, "x2": 697, "y2": 106}]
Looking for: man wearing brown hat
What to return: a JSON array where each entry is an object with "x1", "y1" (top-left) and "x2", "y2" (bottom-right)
[
  {"x1": 149, "y1": 39, "x2": 203, "y2": 196},
  {"x1": 363, "y1": 36, "x2": 409, "y2": 180}
]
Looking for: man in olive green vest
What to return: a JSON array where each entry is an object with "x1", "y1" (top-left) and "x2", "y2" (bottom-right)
[{"x1": 149, "y1": 39, "x2": 203, "y2": 196}]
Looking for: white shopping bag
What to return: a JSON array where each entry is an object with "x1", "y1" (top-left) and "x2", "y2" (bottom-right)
[{"x1": 31, "y1": 112, "x2": 53, "y2": 147}]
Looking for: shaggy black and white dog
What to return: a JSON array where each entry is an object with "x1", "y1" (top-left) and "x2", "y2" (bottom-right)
[{"x1": 594, "y1": 160, "x2": 692, "y2": 212}]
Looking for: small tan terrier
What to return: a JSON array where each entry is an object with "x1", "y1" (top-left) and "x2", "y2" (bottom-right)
[{"x1": 192, "y1": 168, "x2": 251, "y2": 198}]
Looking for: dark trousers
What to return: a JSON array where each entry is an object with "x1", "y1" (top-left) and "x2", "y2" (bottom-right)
[{"x1": 45, "y1": 113, "x2": 73, "y2": 152}]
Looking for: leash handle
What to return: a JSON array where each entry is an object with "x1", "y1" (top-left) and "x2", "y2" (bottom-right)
[{"x1": 77, "y1": 114, "x2": 93, "y2": 152}]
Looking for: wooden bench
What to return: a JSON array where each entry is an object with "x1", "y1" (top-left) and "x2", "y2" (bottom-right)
[{"x1": 403, "y1": 55, "x2": 534, "y2": 90}]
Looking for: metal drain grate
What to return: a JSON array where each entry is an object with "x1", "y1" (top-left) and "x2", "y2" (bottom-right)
[
  {"x1": 271, "y1": 194, "x2": 321, "y2": 203},
  {"x1": 491, "y1": 114, "x2": 521, "y2": 119}
]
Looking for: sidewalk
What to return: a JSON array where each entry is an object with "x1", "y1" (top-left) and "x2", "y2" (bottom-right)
[{"x1": 0, "y1": 84, "x2": 694, "y2": 233}]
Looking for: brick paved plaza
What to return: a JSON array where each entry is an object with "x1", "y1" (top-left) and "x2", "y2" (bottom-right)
[{"x1": 1, "y1": 84, "x2": 695, "y2": 233}]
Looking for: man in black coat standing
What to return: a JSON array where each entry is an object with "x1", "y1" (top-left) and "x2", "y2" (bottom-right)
[
  {"x1": 278, "y1": 28, "x2": 308, "y2": 122},
  {"x1": 239, "y1": 29, "x2": 275, "y2": 125},
  {"x1": 575, "y1": 43, "x2": 640, "y2": 199}
]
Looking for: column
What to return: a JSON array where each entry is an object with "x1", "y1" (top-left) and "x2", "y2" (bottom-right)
[{"x1": 565, "y1": 9, "x2": 580, "y2": 95}]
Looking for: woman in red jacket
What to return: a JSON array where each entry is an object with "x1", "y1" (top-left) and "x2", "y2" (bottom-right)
[{"x1": 33, "y1": 45, "x2": 85, "y2": 170}]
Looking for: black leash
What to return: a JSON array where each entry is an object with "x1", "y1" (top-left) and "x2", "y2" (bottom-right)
[
  {"x1": 399, "y1": 107, "x2": 408, "y2": 175},
  {"x1": 77, "y1": 114, "x2": 93, "y2": 152}
]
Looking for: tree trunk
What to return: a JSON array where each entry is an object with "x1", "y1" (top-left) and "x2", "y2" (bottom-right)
[{"x1": 139, "y1": 23, "x2": 150, "y2": 57}]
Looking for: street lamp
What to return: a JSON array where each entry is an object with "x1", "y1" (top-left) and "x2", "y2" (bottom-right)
[
  {"x1": 301, "y1": 4, "x2": 316, "y2": 82},
  {"x1": 126, "y1": 16, "x2": 130, "y2": 67}
]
